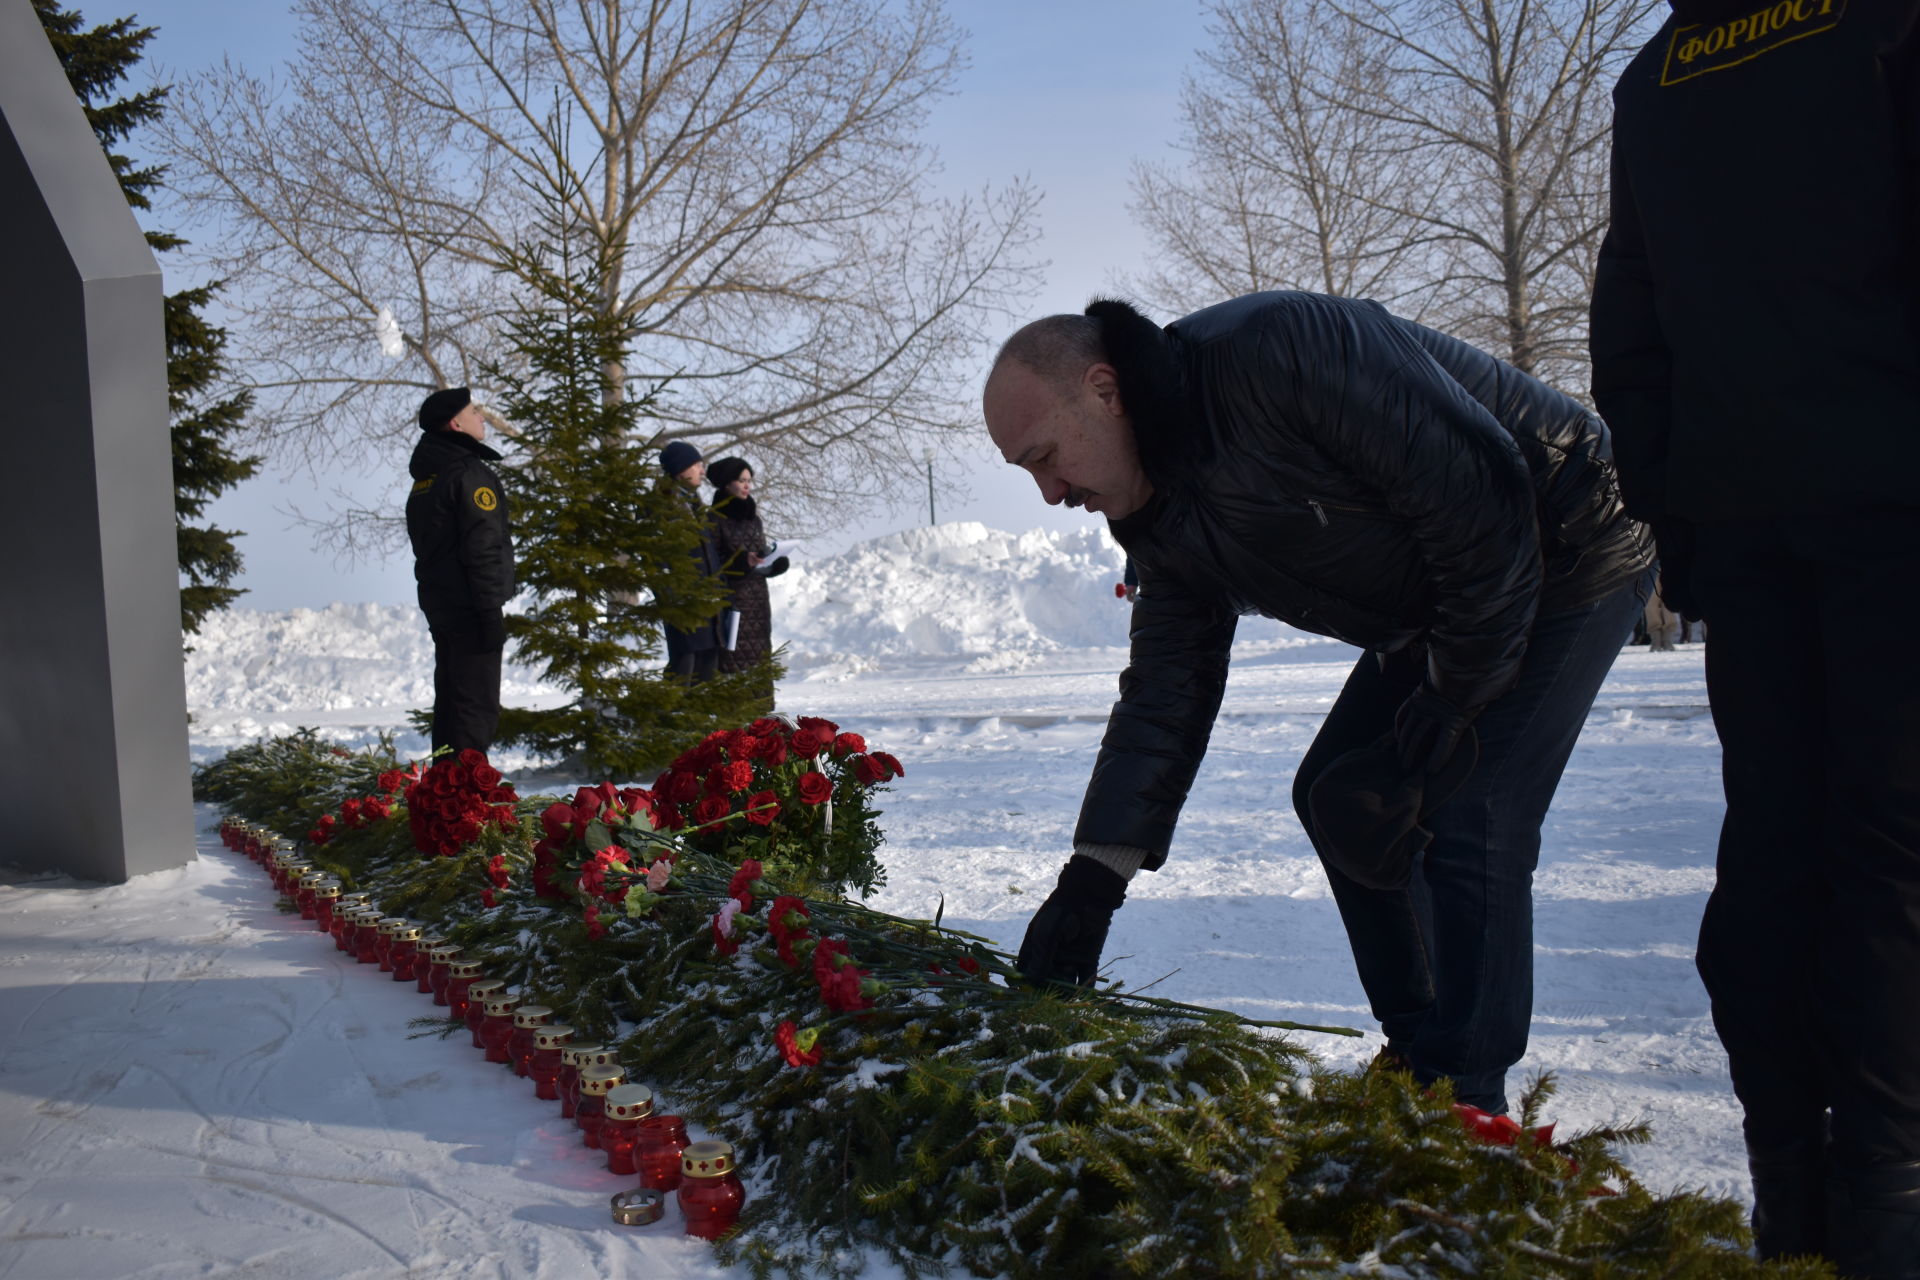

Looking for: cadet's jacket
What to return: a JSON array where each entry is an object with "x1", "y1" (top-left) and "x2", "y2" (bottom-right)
[
  {"x1": 1075, "y1": 293, "x2": 1653, "y2": 866},
  {"x1": 1592, "y1": 0, "x2": 1920, "y2": 524},
  {"x1": 406, "y1": 430, "x2": 514, "y2": 617}
]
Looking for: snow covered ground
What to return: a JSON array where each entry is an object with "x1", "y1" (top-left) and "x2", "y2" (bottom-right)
[{"x1": 1, "y1": 523, "x2": 1741, "y2": 1277}]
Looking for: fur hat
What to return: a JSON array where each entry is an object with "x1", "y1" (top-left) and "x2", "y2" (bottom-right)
[
  {"x1": 706, "y1": 456, "x2": 752, "y2": 493},
  {"x1": 418, "y1": 386, "x2": 471, "y2": 431},
  {"x1": 659, "y1": 440, "x2": 703, "y2": 477}
]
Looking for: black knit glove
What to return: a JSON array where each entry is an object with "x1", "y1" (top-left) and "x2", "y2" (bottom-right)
[
  {"x1": 1016, "y1": 856, "x2": 1128, "y2": 987},
  {"x1": 476, "y1": 609, "x2": 507, "y2": 651},
  {"x1": 1394, "y1": 688, "x2": 1474, "y2": 776},
  {"x1": 1650, "y1": 518, "x2": 1702, "y2": 622}
]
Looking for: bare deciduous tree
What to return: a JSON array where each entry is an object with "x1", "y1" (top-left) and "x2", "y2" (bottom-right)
[
  {"x1": 1130, "y1": 0, "x2": 1659, "y2": 391},
  {"x1": 162, "y1": 0, "x2": 1040, "y2": 544}
]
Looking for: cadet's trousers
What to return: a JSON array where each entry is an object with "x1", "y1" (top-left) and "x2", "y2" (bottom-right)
[
  {"x1": 426, "y1": 609, "x2": 502, "y2": 756},
  {"x1": 1692, "y1": 507, "x2": 1920, "y2": 1165}
]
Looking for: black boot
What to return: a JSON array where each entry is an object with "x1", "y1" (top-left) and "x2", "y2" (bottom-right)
[
  {"x1": 1749, "y1": 1137, "x2": 1829, "y2": 1261},
  {"x1": 1828, "y1": 1157, "x2": 1920, "y2": 1279}
]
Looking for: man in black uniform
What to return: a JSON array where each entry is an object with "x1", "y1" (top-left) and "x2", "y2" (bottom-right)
[
  {"x1": 1592, "y1": 5, "x2": 1920, "y2": 1274},
  {"x1": 658, "y1": 440, "x2": 724, "y2": 683},
  {"x1": 407, "y1": 387, "x2": 514, "y2": 756},
  {"x1": 987, "y1": 294, "x2": 1653, "y2": 1120}
]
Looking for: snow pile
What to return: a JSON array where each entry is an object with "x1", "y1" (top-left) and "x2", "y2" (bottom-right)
[
  {"x1": 770, "y1": 522, "x2": 1135, "y2": 665},
  {"x1": 185, "y1": 602, "x2": 552, "y2": 713}
]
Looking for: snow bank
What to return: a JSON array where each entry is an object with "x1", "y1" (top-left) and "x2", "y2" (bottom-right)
[{"x1": 770, "y1": 521, "x2": 1134, "y2": 664}]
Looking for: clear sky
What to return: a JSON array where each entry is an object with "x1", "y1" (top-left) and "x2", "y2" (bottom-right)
[{"x1": 128, "y1": 0, "x2": 1216, "y2": 609}]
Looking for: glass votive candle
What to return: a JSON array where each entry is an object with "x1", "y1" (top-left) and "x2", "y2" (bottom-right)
[
  {"x1": 677, "y1": 1141, "x2": 746, "y2": 1240},
  {"x1": 328, "y1": 903, "x2": 356, "y2": 951},
  {"x1": 508, "y1": 1005, "x2": 553, "y2": 1077},
  {"x1": 352, "y1": 911, "x2": 386, "y2": 964},
  {"x1": 388, "y1": 923, "x2": 424, "y2": 982},
  {"x1": 444, "y1": 960, "x2": 484, "y2": 1016},
  {"x1": 295, "y1": 872, "x2": 327, "y2": 919},
  {"x1": 575, "y1": 1064, "x2": 626, "y2": 1148},
  {"x1": 636, "y1": 1114, "x2": 691, "y2": 1192},
  {"x1": 464, "y1": 978, "x2": 506, "y2": 1045},
  {"x1": 373, "y1": 917, "x2": 408, "y2": 971},
  {"x1": 529, "y1": 1025, "x2": 574, "y2": 1101},
  {"x1": 479, "y1": 993, "x2": 521, "y2": 1064},
  {"x1": 560, "y1": 1044, "x2": 617, "y2": 1120},
  {"x1": 415, "y1": 937, "x2": 448, "y2": 993},
  {"x1": 427, "y1": 946, "x2": 464, "y2": 1002},
  {"x1": 267, "y1": 852, "x2": 293, "y2": 893},
  {"x1": 312, "y1": 881, "x2": 342, "y2": 932},
  {"x1": 601, "y1": 1083, "x2": 654, "y2": 1176}
]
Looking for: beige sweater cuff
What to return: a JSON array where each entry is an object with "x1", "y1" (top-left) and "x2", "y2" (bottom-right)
[{"x1": 1073, "y1": 843, "x2": 1149, "y2": 882}]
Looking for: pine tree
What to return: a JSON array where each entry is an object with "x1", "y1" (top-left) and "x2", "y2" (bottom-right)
[
  {"x1": 488, "y1": 179, "x2": 778, "y2": 777},
  {"x1": 36, "y1": 0, "x2": 260, "y2": 633}
]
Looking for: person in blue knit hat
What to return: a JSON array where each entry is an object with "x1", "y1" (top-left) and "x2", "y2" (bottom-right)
[{"x1": 658, "y1": 440, "x2": 724, "y2": 683}]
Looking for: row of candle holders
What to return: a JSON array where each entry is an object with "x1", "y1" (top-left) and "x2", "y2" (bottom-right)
[{"x1": 218, "y1": 818, "x2": 747, "y2": 1239}]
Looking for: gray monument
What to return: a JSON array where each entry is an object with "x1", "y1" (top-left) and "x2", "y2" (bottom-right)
[{"x1": 0, "y1": 0, "x2": 194, "y2": 881}]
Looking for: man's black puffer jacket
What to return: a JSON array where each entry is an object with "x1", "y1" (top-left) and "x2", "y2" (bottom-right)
[
  {"x1": 1076, "y1": 293, "x2": 1652, "y2": 866},
  {"x1": 406, "y1": 429, "x2": 515, "y2": 617}
]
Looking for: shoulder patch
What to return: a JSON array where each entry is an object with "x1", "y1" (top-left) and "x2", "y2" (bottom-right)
[
  {"x1": 473, "y1": 486, "x2": 499, "y2": 512},
  {"x1": 1662, "y1": 0, "x2": 1845, "y2": 85},
  {"x1": 411, "y1": 477, "x2": 433, "y2": 494}
]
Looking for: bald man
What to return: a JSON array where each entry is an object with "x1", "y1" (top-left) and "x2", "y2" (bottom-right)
[{"x1": 985, "y1": 293, "x2": 1653, "y2": 1119}]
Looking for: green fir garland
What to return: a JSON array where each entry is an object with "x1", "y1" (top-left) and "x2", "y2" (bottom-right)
[{"x1": 194, "y1": 733, "x2": 1824, "y2": 1279}]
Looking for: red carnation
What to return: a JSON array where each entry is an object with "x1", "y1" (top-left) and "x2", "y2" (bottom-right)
[
  {"x1": 744, "y1": 790, "x2": 780, "y2": 826},
  {"x1": 691, "y1": 795, "x2": 731, "y2": 829},
  {"x1": 711, "y1": 910, "x2": 740, "y2": 956},
  {"x1": 720, "y1": 761, "x2": 755, "y2": 793},
  {"x1": 727, "y1": 860, "x2": 764, "y2": 912},
  {"x1": 796, "y1": 771, "x2": 833, "y2": 806},
  {"x1": 775, "y1": 1020, "x2": 822, "y2": 1068},
  {"x1": 584, "y1": 901, "x2": 605, "y2": 940}
]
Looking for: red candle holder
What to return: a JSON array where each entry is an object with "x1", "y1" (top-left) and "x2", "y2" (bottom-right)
[
  {"x1": 295, "y1": 872, "x2": 326, "y2": 919},
  {"x1": 388, "y1": 923, "x2": 424, "y2": 982},
  {"x1": 558, "y1": 1043, "x2": 604, "y2": 1119},
  {"x1": 479, "y1": 993, "x2": 521, "y2": 1064},
  {"x1": 267, "y1": 852, "x2": 292, "y2": 893},
  {"x1": 353, "y1": 911, "x2": 386, "y2": 964},
  {"x1": 529, "y1": 1025, "x2": 574, "y2": 1101},
  {"x1": 312, "y1": 882, "x2": 342, "y2": 932},
  {"x1": 508, "y1": 1005, "x2": 553, "y2": 1077},
  {"x1": 464, "y1": 979, "x2": 506, "y2": 1045},
  {"x1": 601, "y1": 1084, "x2": 654, "y2": 1176},
  {"x1": 636, "y1": 1115, "x2": 691, "y2": 1192},
  {"x1": 416, "y1": 938, "x2": 449, "y2": 994},
  {"x1": 677, "y1": 1141, "x2": 746, "y2": 1240},
  {"x1": 425, "y1": 945, "x2": 461, "y2": 999},
  {"x1": 443, "y1": 959, "x2": 483, "y2": 1015},
  {"x1": 575, "y1": 1064, "x2": 626, "y2": 1149},
  {"x1": 373, "y1": 917, "x2": 408, "y2": 971}
]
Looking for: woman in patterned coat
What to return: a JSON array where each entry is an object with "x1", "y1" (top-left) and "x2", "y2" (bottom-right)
[{"x1": 705, "y1": 457, "x2": 784, "y2": 694}]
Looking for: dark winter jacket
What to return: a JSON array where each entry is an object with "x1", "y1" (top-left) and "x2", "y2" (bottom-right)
[
  {"x1": 406, "y1": 429, "x2": 514, "y2": 618},
  {"x1": 664, "y1": 484, "x2": 725, "y2": 653},
  {"x1": 1591, "y1": 1, "x2": 1920, "y2": 524},
  {"x1": 710, "y1": 494, "x2": 774, "y2": 671},
  {"x1": 1075, "y1": 292, "x2": 1653, "y2": 866}
]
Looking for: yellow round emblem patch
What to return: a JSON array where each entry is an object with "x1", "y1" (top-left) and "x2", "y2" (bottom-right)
[{"x1": 473, "y1": 486, "x2": 498, "y2": 512}]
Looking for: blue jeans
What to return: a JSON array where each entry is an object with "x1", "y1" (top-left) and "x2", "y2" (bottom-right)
[{"x1": 1291, "y1": 571, "x2": 1652, "y2": 1113}]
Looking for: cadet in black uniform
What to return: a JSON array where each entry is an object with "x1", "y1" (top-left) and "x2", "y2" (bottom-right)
[
  {"x1": 1593, "y1": 4, "x2": 1920, "y2": 1273},
  {"x1": 407, "y1": 387, "x2": 515, "y2": 755}
]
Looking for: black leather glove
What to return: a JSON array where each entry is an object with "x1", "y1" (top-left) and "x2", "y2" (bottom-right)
[
  {"x1": 1394, "y1": 687, "x2": 1474, "y2": 776},
  {"x1": 1650, "y1": 518, "x2": 1701, "y2": 622},
  {"x1": 757, "y1": 555, "x2": 790, "y2": 578},
  {"x1": 476, "y1": 609, "x2": 507, "y2": 651},
  {"x1": 1016, "y1": 856, "x2": 1128, "y2": 987}
]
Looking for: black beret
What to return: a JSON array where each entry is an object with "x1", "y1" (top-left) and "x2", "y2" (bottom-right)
[{"x1": 419, "y1": 386, "x2": 472, "y2": 431}]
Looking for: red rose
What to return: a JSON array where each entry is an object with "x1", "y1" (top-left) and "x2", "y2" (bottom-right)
[
  {"x1": 744, "y1": 790, "x2": 779, "y2": 826},
  {"x1": 796, "y1": 771, "x2": 833, "y2": 806},
  {"x1": 831, "y1": 732, "x2": 866, "y2": 757},
  {"x1": 471, "y1": 763, "x2": 502, "y2": 790},
  {"x1": 749, "y1": 717, "x2": 784, "y2": 736},
  {"x1": 956, "y1": 956, "x2": 981, "y2": 975},
  {"x1": 775, "y1": 1020, "x2": 822, "y2": 1068},
  {"x1": 691, "y1": 795, "x2": 731, "y2": 828},
  {"x1": 458, "y1": 748, "x2": 486, "y2": 769},
  {"x1": 797, "y1": 716, "x2": 840, "y2": 738},
  {"x1": 540, "y1": 803, "x2": 577, "y2": 841},
  {"x1": 852, "y1": 754, "x2": 883, "y2": 785},
  {"x1": 872, "y1": 751, "x2": 905, "y2": 779},
  {"x1": 789, "y1": 728, "x2": 825, "y2": 759},
  {"x1": 669, "y1": 771, "x2": 702, "y2": 805},
  {"x1": 760, "y1": 735, "x2": 789, "y2": 767}
]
